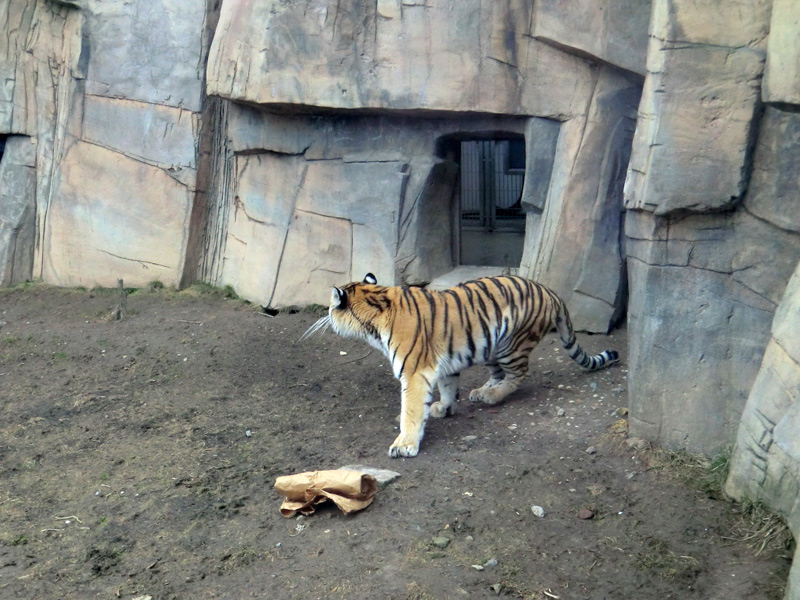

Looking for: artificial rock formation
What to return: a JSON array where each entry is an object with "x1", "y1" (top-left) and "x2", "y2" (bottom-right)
[
  {"x1": 522, "y1": 65, "x2": 640, "y2": 332},
  {"x1": 201, "y1": 0, "x2": 645, "y2": 322},
  {"x1": 0, "y1": 0, "x2": 211, "y2": 289},
  {"x1": 723, "y1": 2, "x2": 800, "y2": 596},
  {"x1": 1, "y1": 0, "x2": 645, "y2": 324},
  {"x1": 200, "y1": 102, "x2": 531, "y2": 307},
  {"x1": 726, "y1": 261, "x2": 800, "y2": 600},
  {"x1": 623, "y1": 0, "x2": 800, "y2": 456},
  {"x1": 0, "y1": 136, "x2": 36, "y2": 285},
  {"x1": 625, "y1": 1, "x2": 800, "y2": 590},
  {"x1": 2, "y1": 1, "x2": 800, "y2": 595},
  {"x1": 208, "y1": 0, "x2": 595, "y2": 117}
]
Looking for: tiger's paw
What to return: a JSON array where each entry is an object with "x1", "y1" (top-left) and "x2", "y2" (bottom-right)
[
  {"x1": 430, "y1": 401, "x2": 452, "y2": 419},
  {"x1": 389, "y1": 436, "x2": 420, "y2": 458},
  {"x1": 469, "y1": 387, "x2": 505, "y2": 405},
  {"x1": 468, "y1": 388, "x2": 485, "y2": 403}
]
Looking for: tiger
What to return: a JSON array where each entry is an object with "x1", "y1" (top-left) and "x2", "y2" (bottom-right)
[{"x1": 302, "y1": 273, "x2": 619, "y2": 458}]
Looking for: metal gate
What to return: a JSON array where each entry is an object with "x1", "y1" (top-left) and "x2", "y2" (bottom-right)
[
  {"x1": 459, "y1": 139, "x2": 526, "y2": 267},
  {"x1": 460, "y1": 140, "x2": 525, "y2": 232}
]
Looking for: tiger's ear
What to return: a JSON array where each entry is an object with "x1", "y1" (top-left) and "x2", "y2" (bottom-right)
[
  {"x1": 331, "y1": 287, "x2": 347, "y2": 309},
  {"x1": 363, "y1": 273, "x2": 377, "y2": 284}
]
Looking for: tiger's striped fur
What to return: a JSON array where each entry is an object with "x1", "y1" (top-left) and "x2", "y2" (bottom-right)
[{"x1": 310, "y1": 273, "x2": 619, "y2": 458}]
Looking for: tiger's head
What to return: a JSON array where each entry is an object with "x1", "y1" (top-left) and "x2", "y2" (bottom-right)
[
  {"x1": 298, "y1": 273, "x2": 390, "y2": 344},
  {"x1": 328, "y1": 273, "x2": 389, "y2": 343}
]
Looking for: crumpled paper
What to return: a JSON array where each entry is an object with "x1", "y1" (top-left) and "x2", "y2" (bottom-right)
[{"x1": 274, "y1": 470, "x2": 378, "y2": 517}]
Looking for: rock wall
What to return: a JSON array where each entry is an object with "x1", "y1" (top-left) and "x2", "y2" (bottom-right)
[
  {"x1": 627, "y1": 2, "x2": 800, "y2": 592},
  {"x1": 2, "y1": 2, "x2": 800, "y2": 594},
  {"x1": 726, "y1": 261, "x2": 800, "y2": 600},
  {"x1": 201, "y1": 0, "x2": 646, "y2": 320},
  {"x1": 0, "y1": 0, "x2": 83, "y2": 284},
  {"x1": 200, "y1": 102, "x2": 533, "y2": 307},
  {"x1": 623, "y1": 0, "x2": 800, "y2": 456},
  {"x1": 724, "y1": 2, "x2": 800, "y2": 597},
  {"x1": 0, "y1": 0, "x2": 643, "y2": 327},
  {"x1": 207, "y1": 0, "x2": 595, "y2": 117},
  {"x1": 521, "y1": 65, "x2": 640, "y2": 332},
  {"x1": 0, "y1": 0, "x2": 212, "y2": 289},
  {"x1": 0, "y1": 136, "x2": 36, "y2": 285}
]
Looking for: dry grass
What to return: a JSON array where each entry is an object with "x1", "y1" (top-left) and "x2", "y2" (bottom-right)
[
  {"x1": 645, "y1": 449, "x2": 794, "y2": 559},
  {"x1": 728, "y1": 499, "x2": 795, "y2": 559},
  {"x1": 605, "y1": 419, "x2": 795, "y2": 562},
  {"x1": 634, "y1": 538, "x2": 701, "y2": 580}
]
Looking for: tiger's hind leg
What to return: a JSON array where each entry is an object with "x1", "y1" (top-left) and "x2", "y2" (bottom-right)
[
  {"x1": 470, "y1": 345, "x2": 535, "y2": 406},
  {"x1": 468, "y1": 361, "x2": 505, "y2": 403},
  {"x1": 431, "y1": 374, "x2": 459, "y2": 418}
]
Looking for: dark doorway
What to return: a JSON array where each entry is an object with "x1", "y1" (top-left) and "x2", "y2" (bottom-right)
[{"x1": 459, "y1": 138, "x2": 525, "y2": 267}]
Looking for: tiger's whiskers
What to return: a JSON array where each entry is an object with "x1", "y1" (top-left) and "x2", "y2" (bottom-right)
[{"x1": 299, "y1": 314, "x2": 331, "y2": 342}]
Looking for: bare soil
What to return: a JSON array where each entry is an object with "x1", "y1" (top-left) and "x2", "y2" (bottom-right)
[{"x1": 0, "y1": 284, "x2": 791, "y2": 600}]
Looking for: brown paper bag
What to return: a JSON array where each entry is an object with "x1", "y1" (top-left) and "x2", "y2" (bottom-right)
[{"x1": 274, "y1": 470, "x2": 378, "y2": 517}]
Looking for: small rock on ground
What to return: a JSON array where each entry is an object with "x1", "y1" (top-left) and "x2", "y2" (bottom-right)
[
  {"x1": 587, "y1": 484, "x2": 605, "y2": 496},
  {"x1": 625, "y1": 437, "x2": 649, "y2": 451},
  {"x1": 339, "y1": 465, "x2": 401, "y2": 488},
  {"x1": 431, "y1": 536, "x2": 451, "y2": 549}
]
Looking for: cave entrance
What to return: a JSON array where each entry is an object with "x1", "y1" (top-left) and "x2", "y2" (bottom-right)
[
  {"x1": 458, "y1": 138, "x2": 526, "y2": 268},
  {"x1": 425, "y1": 119, "x2": 557, "y2": 289}
]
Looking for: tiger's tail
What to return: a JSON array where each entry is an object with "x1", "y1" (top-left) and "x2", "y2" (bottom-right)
[{"x1": 554, "y1": 298, "x2": 619, "y2": 371}]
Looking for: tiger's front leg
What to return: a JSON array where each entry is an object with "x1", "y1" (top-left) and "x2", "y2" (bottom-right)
[{"x1": 389, "y1": 373, "x2": 433, "y2": 458}]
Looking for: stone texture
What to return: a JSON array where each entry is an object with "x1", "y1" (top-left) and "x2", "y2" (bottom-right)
[
  {"x1": 519, "y1": 118, "x2": 560, "y2": 213},
  {"x1": 0, "y1": 0, "x2": 36, "y2": 135},
  {"x1": 0, "y1": 0, "x2": 82, "y2": 136},
  {"x1": 651, "y1": 0, "x2": 770, "y2": 48},
  {"x1": 728, "y1": 260, "x2": 800, "y2": 507},
  {"x1": 396, "y1": 159, "x2": 458, "y2": 286},
  {"x1": 743, "y1": 107, "x2": 800, "y2": 233},
  {"x1": 212, "y1": 115, "x2": 410, "y2": 307},
  {"x1": 626, "y1": 204, "x2": 800, "y2": 454},
  {"x1": 218, "y1": 152, "x2": 304, "y2": 305},
  {"x1": 288, "y1": 158, "x2": 404, "y2": 294},
  {"x1": 42, "y1": 141, "x2": 192, "y2": 288},
  {"x1": 522, "y1": 66, "x2": 640, "y2": 332},
  {"x1": 73, "y1": 0, "x2": 210, "y2": 286},
  {"x1": 725, "y1": 259, "x2": 800, "y2": 600},
  {"x1": 202, "y1": 2, "x2": 646, "y2": 325},
  {"x1": 82, "y1": 0, "x2": 207, "y2": 112},
  {"x1": 764, "y1": 0, "x2": 800, "y2": 106},
  {"x1": 0, "y1": 0, "x2": 210, "y2": 289},
  {"x1": 626, "y1": 100, "x2": 800, "y2": 454},
  {"x1": 82, "y1": 95, "x2": 200, "y2": 188},
  {"x1": 531, "y1": 0, "x2": 651, "y2": 75},
  {"x1": 627, "y1": 243, "x2": 772, "y2": 454},
  {"x1": 0, "y1": 0, "x2": 85, "y2": 284},
  {"x1": 624, "y1": 0, "x2": 768, "y2": 215},
  {"x1": 205, "y1": 103, "x2": 539, "y2": 307},
  {"x1": 0, "y1": 136, "x2": 37, "y2": 285},
  {"x1": 207, "y1": 0, "x2": 596, "y2": 118},
  {"x1": 270, "y1": 210, "x2": 352, "y2": 308}
]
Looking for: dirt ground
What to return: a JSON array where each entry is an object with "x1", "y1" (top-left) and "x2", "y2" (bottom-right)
[{"x1": 0, "y1": 284, "x2": 792, "y2": 600}]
